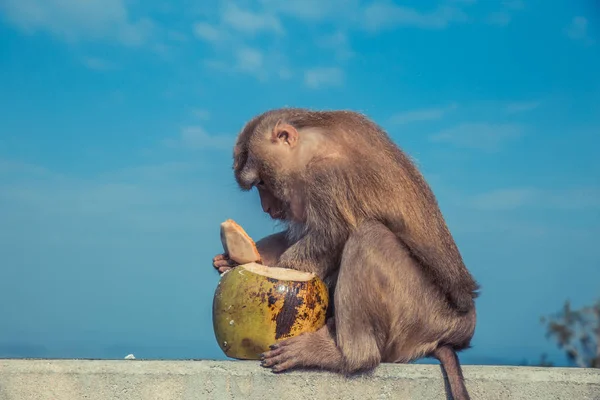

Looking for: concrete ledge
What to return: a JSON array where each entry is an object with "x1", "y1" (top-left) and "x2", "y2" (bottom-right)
[{"x1": 0, "y1": 359, "x2": 599, "y2": 399}]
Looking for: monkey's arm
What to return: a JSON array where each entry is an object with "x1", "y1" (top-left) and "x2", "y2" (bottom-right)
[
  {"x1": 254, "y1": 231, "x2": 290, "y2": 266},
  {"x1": 275, "y1": 230, "x2": 338, "y2": 279},
  {"x1": 397, "y1": 224, "x2": 479, "y2": 313}
]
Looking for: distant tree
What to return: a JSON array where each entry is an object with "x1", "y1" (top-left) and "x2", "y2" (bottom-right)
[{"x1": 540, "y1": 299, "x2": 600, "y2": 368}]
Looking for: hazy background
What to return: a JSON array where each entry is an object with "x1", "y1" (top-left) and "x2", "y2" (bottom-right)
[{"x1": 0, "y1": 0, "x2": 598, "y2": 366}]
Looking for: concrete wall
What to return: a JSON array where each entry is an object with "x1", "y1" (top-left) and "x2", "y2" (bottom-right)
[{"x1": 0, "y1": 359, "x2": 598, "y2": 400}]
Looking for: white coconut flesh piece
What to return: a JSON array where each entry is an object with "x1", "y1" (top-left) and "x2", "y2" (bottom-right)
[
  {"x1": 239, "y1": 262, "x2": 316, "y2": 282},
  {"x1": 220, "y1": 219, "x2": 262, "y2": 264}
]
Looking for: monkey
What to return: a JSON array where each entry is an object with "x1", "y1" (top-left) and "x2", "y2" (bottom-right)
[{"x1": 213, "y1": 108, "x2": 479, "y2": 400}]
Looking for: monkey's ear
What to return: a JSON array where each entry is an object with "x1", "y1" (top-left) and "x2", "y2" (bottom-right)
[{"x1": 272, "y1": 122, "x2": 299, "y2": 148}]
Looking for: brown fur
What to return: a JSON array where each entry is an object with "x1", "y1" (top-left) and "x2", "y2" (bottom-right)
[{"x1": 213, "y1": 108, "x2": 479, "y2": 400}]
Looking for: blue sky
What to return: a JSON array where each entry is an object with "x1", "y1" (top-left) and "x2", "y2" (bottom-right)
[{"x1": 0, "y1": 0, "x2": 598, "y2": 366}]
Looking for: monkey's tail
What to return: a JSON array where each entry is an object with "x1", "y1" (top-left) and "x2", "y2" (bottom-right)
[{"x1": 432, "y1": 345, "x2": 470, "y2": 400}]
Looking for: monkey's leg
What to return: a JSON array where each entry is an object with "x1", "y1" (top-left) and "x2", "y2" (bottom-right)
[
  {"x1": 262, "y1": 221, "x2": 404, "y2": 374},
  {"x1": 260, "y1": 318, "x2": 345, "y2": 373}
]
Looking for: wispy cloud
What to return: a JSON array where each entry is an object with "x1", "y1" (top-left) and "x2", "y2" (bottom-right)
[
  {"x1": 162, "y1": 126, "x2": 234, "y2": 151},
  {"x1": 505, "y1": 100, "x2": 540, "y2": 114},
  {"x1": 191, "y1": 1, "x2": 477, "y2": 82},
  {"x1": 221, "y1": 3, "x2": 284, "y2": 36},
  {"x1": 234, "y1": 47, "x2": 267, "y2": 79},
  {"x1": 470, "y1": 187, "x2": 600, "y2": 211},
  {"x1": 304, "y1": 67, "x2": 344, "y2": 89},
  {"x1": 192, "y1": 4, "x2": 290, "y2": 82},
  {"x1": 193, "y1": 22, "x2": 224, "y2": 44},
  {"x1": 202, "y1": 45, "x2": 290, "y2": 81},
  {"x1": 0, "y1": 0, "x2": 155, "y2": 46},
  {"x1": 363, "y1": 4, "x2": 468, "y2": 31},
  {"x1": 429, "y1": 122, "x2": 524, "y2": 151},
  {"x1": 565, "y1": 16, "x2": 595, "y2": 46},
  {"x1": 389, "y1": 103, "x2": 458, "y2": 125},
  {"x1": 258, "y1": 0, "x2": 360, "y2": 22},
  {"x1": 317, "y1": 31, "x2": 355, "y2": 61}
]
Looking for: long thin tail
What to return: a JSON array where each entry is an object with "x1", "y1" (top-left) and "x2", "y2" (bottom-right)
[{"x1": 433, "y1": 345, "x2": 470, "y2": 400}]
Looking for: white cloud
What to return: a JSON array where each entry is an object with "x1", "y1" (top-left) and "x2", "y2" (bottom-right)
[
  {"x1": 304, "y1": 67, "x2": 344, "y2": 89},
  {"x1": 222, "y1": 3, "x2": 283, "y2": 35},
  {"x1": 470, "y1": 187, "x2": 600, "y2": 211},
  {"x1": 163, "y1": 126, "x2": 234, "y2": 151},
  {"x1": 258, "y1": 0, "x2": 360, "y2": 22},
  {"x1": 0, "y1": 0, "x2": 154, "y2": 46},
  {"x1": 505, "y1": 100, "x2": 540, "y2": 114},
  {"x1": 193, "y1": 22, "x2": 224, "y2": 43},
  {"x1": 234, "y1": 47, "x2": 266, "y2": 79},
  {"x1": 363, "y1": 4, "x2": 468, "y2": 31},
  {"x1": 389, "y1": 103, "x2": 458, "y2": 125},
  {"x1": 192, "y1": 5, "x2": 291, "y2": 82},
  {"x1": 565, "y1": 16, "x2": 595, "y2": 46},
  {"x1": 191, "y1": 1, "x2": 477, "y2": 83},
  {"x1": 317, "y1": 31, "x2": 355, "y2": 61},
  {"x1": 429, "y1": 122, "x2": 524, "y2": 151}
]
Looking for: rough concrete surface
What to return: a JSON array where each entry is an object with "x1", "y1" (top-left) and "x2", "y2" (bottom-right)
[{"x1": 0, "y1": 359, "x2": 598, "y2": 400}]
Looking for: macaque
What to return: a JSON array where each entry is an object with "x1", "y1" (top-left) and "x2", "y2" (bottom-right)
[{"x1": 213, "y1": 108, "x2": 479, "y2": 400}]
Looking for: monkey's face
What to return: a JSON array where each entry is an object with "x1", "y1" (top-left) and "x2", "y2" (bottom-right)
[
  {"x1": 233, "y1": 117, "x2": 309, "y2": 223},
  {"x1": 256, "y1": 182, "x2": 289, "y2": 220},
  {"x1": 234, "y1": 151, "x2": 304, "y2": 223}
]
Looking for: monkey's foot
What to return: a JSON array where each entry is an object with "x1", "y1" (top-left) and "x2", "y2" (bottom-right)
[
  {"x1": 212, "y1": 253, "x2": 238, "y2": 274},
  {"x1": 260, "y1": 336, "x2": 306, "y2": 373}
]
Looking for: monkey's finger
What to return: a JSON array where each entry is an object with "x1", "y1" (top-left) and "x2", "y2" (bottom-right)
[
  {"x1": 259, "y1": 353, "x2": 284, "y2": 368},
  {"x1": 271, "y1": 359, "x2": 298, "y2": 373},
  {"x1": 212, "y1": 253, "x2": 229, "y2": 262},
  {"x1": 261, "y1": 347, "x2": 284, "y2": 360},
  {"x1": 214, "y1": 258, "x2": 238, "y2": 268},
  {"x1": 213, "y1": 259, "x2": 230, "y2": 268},
  {"x1": 260, "y1": 346, "x2": 298, "y2": 368},
  {"x1": 217, "y1": 266, "x2": 233, "y2": 274}
]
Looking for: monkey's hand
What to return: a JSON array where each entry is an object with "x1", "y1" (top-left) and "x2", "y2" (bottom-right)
[{"x1": 212, "y1": 253, "x2": 239, "y2": 274}]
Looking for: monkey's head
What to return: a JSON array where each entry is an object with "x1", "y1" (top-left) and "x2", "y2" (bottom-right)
[{"x1": 232, "y1": 109, "x2": 331, "y2": 223}]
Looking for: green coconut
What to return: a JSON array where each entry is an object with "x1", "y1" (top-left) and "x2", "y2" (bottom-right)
[{"x1": 212, "y1": 220, "x2": 329, "y2": 360}]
